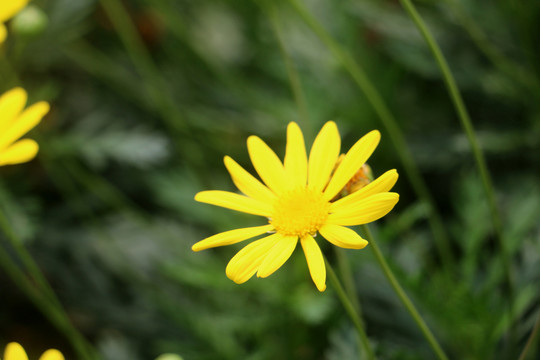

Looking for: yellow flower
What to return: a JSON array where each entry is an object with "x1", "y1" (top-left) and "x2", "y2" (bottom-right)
[
  {"x1": 193, "y1": 122, "x2": 399, "y2": 291},
  {"x1": 0, "y1": 0, "x2": 30, "y2": 43},
  {"x1": 3, "y1": 342, "x2": 64, "y2": 360},
  {"x1": 0, "y1": 87, "x2": 49, "y2": 166}
]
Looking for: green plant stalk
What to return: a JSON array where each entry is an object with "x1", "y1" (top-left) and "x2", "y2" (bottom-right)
[
  {"x1": 518, "y1": 312, "x2": 540, "y2": 360},
  {"x1": 62, "y1": 41, "x2": 148, "y2": 107},
  {"x1": 0, "y1": 208, "x2": 62, "y2": 308},
  {"x1": 361, "y1": 225, "x2": 448, "y2": 360},
  {"x1": 325, "y1": 255, "x2": 376, "y2": 360},
  {"x1": 97, "y1": 0, "x2": 189, "y2": 138},
  {"x1": 443, "y1": 0, "x2": 539, "y2": 93},
  {"x1": 334, "y1": 247, "x2": 364, "y2": 317},
  {"x1": 286, "y1": 0, "x2": 454, "y2": 272},
  {"x1": 265, "y1": 1, "x2": 311, "y2": 135},
  {"x1": 0, "y1": 240, "x2": 97, "y2": 360},
  {"x1": 397, "y1": 0, "x2": 515, "y2": 337}
]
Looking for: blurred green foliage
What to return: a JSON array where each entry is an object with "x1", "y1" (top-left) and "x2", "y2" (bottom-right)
[{"x1": 1, "y1": 0, "x2": 539, "y2": 359}]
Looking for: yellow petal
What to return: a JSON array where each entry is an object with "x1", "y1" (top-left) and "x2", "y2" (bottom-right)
[
  {"x1": 300, "y1": 235, "x2": 326, "y2": 291},
  {"x1": 0, "y1": 101, "x2": 49, "y2": 151},
  {"x1": 224, "y1": 156, "x2": 276, "y2": 204},
  {"x1": 308, "y1": 121, "x2": 341, "y2": 192},
  {"x1": 247, "y1": 135, "x2": 288, "y2": 194},
  {"x1": 257, "y1": 235, "x2": 297, "y2": 278},
  {"x1": 319, "y1": 224, "x2": 368, "y2": 249},
  {"x1": 328, "y1": 192, "x2": 399, "y2": 226},
  {"x1": 192, "y1": 224, "x2": 274, "y2": 251},
  {"x1": 330, "y1": 169, "x2": 398, "y2": 211},
  {"x1": 4, "y1": 342, "x2": 29, "y2": 360},
  {"x1": 195, "y1": 190, "x2": 273, "y2": 217},
  {"x1": 0, "y1": 87, "x2": 28, "y2": 131},
  {"x1": 323, "y1": 130, "x2": 380, "y2": 200},
  {"x1": 0, "y1": 0, "x2": 29, "y2": 22},
  {"x1": 39, "y1": 349, "x2": 65, "y2": 360},
  {"x1": 0, "y1": 23, "x2": 6, "y2": 44},
  {"x1": 226, "y1": 234, "x2": 280, "y2": 284},
  {"x1": 284, "y1": 122, "x2": 307, "y2": 188},
  {"x1": 0, "y1": 139, "x2": 38, "y2": 166}
]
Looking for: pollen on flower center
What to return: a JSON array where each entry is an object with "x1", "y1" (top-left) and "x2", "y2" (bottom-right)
[{"x1": 270, "y1": 188, "x2": 330, "y2": 237}]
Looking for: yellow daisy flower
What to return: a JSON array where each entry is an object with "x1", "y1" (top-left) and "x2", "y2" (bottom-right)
[
  {"x1": 3, "y1": 342, "x2": 64, "y2": 360},
  {"x1": 0, "y1": 87, "x2": 49, "y2": 166},
  {"x1": 193, "y1": 121, "x2": 399, "y2": 291},
  {"x1": 0, "y1": 0, "x2": 30, "y2": 43}
]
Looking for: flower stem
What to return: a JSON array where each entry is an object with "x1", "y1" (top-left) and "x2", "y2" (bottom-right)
[
  {"x1": 325, "y1": 255, "x2": 376, "y2": 360},
  {"x1": 0, "y1": 224, "x2": 98, "y2": 360},
  {"x1": 97, "y1": 0, "x2": 190, "y2": 139},
  {"x1": 334, "y1": 247, "x2": 363, "y2": 316},
  {"x1": 361, "y1": 225, "x2": 448, "y2": 360},
  {"x1": 397, "y1": 0, "x2": 515, "y2": 340},
  {"x1": 286, "y1": 0, "x2": 454, "y2": 272},
  {"x1": 0, "y1": 208, "x2": 61, "y2": 307},
  {"x1": 442, "y1": 0, "x2": 540, "y2": 94},
  {"x1": 518, "y1": 312, "x2": 540, "y2": 360}
]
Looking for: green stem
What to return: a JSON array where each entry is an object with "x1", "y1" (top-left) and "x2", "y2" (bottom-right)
[
  {"x1": 518, "y1": 312, "x2": 540, "y2": 360},
  {"x1": 334, "y1": 247, "x2": 363, "y2": 317},
  {"x1": 0, "y1": 208, "x2": 61, "y2": 307},
  {"x1": 97, "y1": 0, "x2": 189, "y2": 139},
  {"x1": 265, "y1": 1, "x2": 311, "y2": 134},
  {"x1": 287, "y1": 0, "x2": 454, "y2": 272},
  {"x1": 0, "y1": 230, "x2": 98, "y2": 359},
  {"x1": 443, "y1": 0, "x2": 539, "y2": 94},
  {"x1": 325, "y1": 255, "x2": 376, "y2": 360},
  {"x1": 397, "y1": 0, "x2": 515, "y2": 337},
  {"x1": 361, "y1": 225, "x2": 448, "y2": 360}
]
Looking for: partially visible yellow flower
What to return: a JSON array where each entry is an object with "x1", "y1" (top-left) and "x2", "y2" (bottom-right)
[
  {"x1": 193, "y1": 121, "x2": 399, "y2": 292},
  {"x1": 155, "y1": 354, "x2": 184, "y2": 360},
  {"x1": 3, "y1": 342, "x2": 64, "y2": 360},
  {"x1": 0, "y1": 0, "x2": 30, "y2": 43},
  {"x1": 0, "y1": 87, "x2": 49, "y2": 166}
]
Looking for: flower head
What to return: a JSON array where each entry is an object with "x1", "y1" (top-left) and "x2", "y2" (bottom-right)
[
  {"x1": 0, "y1": 0, "x2": 30, "y2": 43},
  {"x1": 3, "y1": 342, "x2": 64, "y2": 360},
  {"x1": 193, "y1": 122, "x2": 399, "y2": 291},
  {"x1": 0, "y1": 87, "x2": 49, "y2": 166}
]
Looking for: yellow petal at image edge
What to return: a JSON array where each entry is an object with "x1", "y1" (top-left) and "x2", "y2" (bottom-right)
[
  {"x1": 0, "y1": 23, "x2": 6, "y2": 43},
  {"x1": 195, "y1": 190, "x2": 273, "y2": 217},
  {"x1": 300, "y1": 235, "x2": 326, "y2": 292},
  {"x1": 0, "y1": 87, "x2": 28, "y2": 130},
  {"x1": 319, "y1": 224, "x2": 369, "y2": 249},
  {"x1": 247, "y1": 135, "x2": 288, "y2": 194},
  {"x1": 323, "y1": 130, "x2": 380, "y2": 201},
  {"x1": 4, "y1": 342, "x2": 29, "y2": 360},
  {"x1": 0, "y1": 0, "x2": 30, "y2": 22},
  {"x1": 226, "y1": 234, "x2": 281, "y2": 283},
  {"x1": 0, "y1": 101, "x2": 49, "y2": 151},
  {"x1": 192, "y1": 224, "x2": 274, "y2": 251},
  {"x1": 331, "y1": 169, "x2": 399, "y2": 210},
  {"x1": 39, "y1": 349, "x2": 65, "y2": 360},
  {"x1": 283, "y1": 122, "x2": 307, "y2": 188},
  {"x1": 328, "y1": 192, "x2": 399, "y2": 226},
  {"x1": 257, "y1": 235, "x2": 297, "y2": 278},
  {"x1": 224, "y1": 156, "x2": 276, "y2": 204},
  {"x1": 308, "y1": 121, "x2": 341, "y2": 192},
  {"x1": 0, "y1": 139, "x2": 39, "y2": 166}
]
